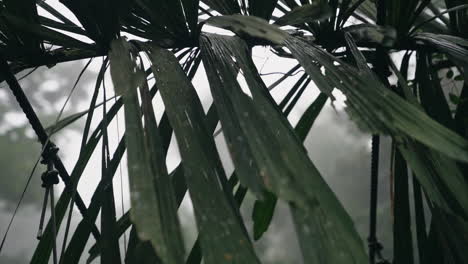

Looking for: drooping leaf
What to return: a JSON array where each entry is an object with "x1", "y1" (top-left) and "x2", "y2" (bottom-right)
[
  {"x1": 346, "y1": 36, "x2": 468, "y2": 217},
  {"x1": 198, "y1": 37, "x2": 267, "y2": 198},
  {"x1": 110, "y1": 38, "x2": 158, "y2": 254},
  {"x1": 109, "y1": 38, "x2": 185, "y2": 264},
  {"x1": 287, "y1": 34, "x2": 468, "y2": 162},
  {"x1": 138, "y1": 68, "x2": 186, "y2": 263},
  {"x1": 185, "y1": 173, "x2": 248, "y2": 264},
  {"x1": 109, "y1": 39, "x2": 145, "y2": 96},
  {"x1": 251, "y1": 87, "x2": 327, "y2": 241},
  {"x1": 145, "y1": 43, "x2": 260, "y2": 264},
  {"x1": 208, "y1": 15, "x2": 468, "y2": 162},
  {"x1": 86, "y1": 49, "x2": 207, "y2": 263},
  {"x1": 200, "y1": 33, "x2": 367, "y2": 264}
]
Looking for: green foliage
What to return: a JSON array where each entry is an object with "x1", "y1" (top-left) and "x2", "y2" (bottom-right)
[{"x1": 1, "y1": 0, "x2": 468, "y2": 263}]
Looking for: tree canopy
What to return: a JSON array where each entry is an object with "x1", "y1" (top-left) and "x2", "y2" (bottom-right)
[{"x1": 1, "y1": 0, "x2": 468, "y2": 264}]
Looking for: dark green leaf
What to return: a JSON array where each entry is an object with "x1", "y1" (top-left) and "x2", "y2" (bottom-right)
[
  {"x1": 200, "y1": 33, "x2": 367, "y2": 264},
  {"x1": 110, "y1": 38, "x2": 185, "y2": 264},
  {"x1": 138, "y1": 67, "x2": 185, "y2": 263},
  {"x1": 145, "y1": 44, "x2": 260, "y2": 264},
  {"x1": 295, "y1": 93, "x2": 328, "y2": 141},
  {"x1": 252, "y1": 192, "x2": 277, "y2": 240}
]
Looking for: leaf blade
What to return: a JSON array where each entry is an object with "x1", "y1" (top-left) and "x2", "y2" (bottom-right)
[{"x1": 145, "y1": 44, "x2": 261, "y2": 264}]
